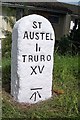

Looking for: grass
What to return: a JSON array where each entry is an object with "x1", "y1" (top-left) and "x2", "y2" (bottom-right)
[{"x1": 2, "y1": 54, "x2": 80, "y2": 119}]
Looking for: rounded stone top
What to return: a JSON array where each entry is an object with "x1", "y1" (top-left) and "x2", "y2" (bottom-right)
[{"x1": 13, "y1": 14, "x2": 54, "y2": 32}]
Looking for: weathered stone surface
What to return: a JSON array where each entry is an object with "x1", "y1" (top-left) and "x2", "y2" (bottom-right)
[{"x1": 11, "y1": 14, "x2": 55, "y2": 104}]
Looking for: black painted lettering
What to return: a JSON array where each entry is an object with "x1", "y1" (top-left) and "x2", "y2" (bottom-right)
[
  {"x1": 46, "y1": 33, "x2": 50, "y2": 40},
  {"x1": 40, "y1": 32, "x2": 45, "y2": 40},
  {"x1": 38, "y1": 65, "x2": 44, "y2": 74},
  {"x1": 30, "y1": 32, "x2": 34, "y2": 39},
  {"x1": 38, "y1": 22, "x2": 42, "y2": 29},
  {"x1": 23, "y1": 31, "x2": 28, "y2": 39},
  {"x1": 50, "y1": 33, "x2": 53, "y2": 40},
  {"x1": 40, "y1": 55, "x2": 45, "y2": 62},
  {"x1": 34, "y1": 55, "x2": 38, "y2": 62},
  {"x1": 35, "y1": 32, "x2": 39, "y2": 40},
  {"x1": 28, "y1": 55, "x2": 33, "y2": 62},
  {"x1": 30, "y1": 66, "x2": 37, "y2": 75},
  {"x1": 35, "y1": 43, "x2": 41, "y2": 52},
  {"x1": 22, "y1": 55, "x2": 27, "y2": 62},
  {"x1": 47, "y1": 55, "x2": 51, "y2": 61},
  {"x1": 33, "y1": 21, "x2": 37, "y2": 29},
  {"x1": 36, "y1": 43, "x2": 38, "y2": 52}
]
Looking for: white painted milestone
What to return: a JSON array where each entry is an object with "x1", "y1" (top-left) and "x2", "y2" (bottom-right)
[{"x1": 11, "y1": 14, "x2": 55, "y2": 104}]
